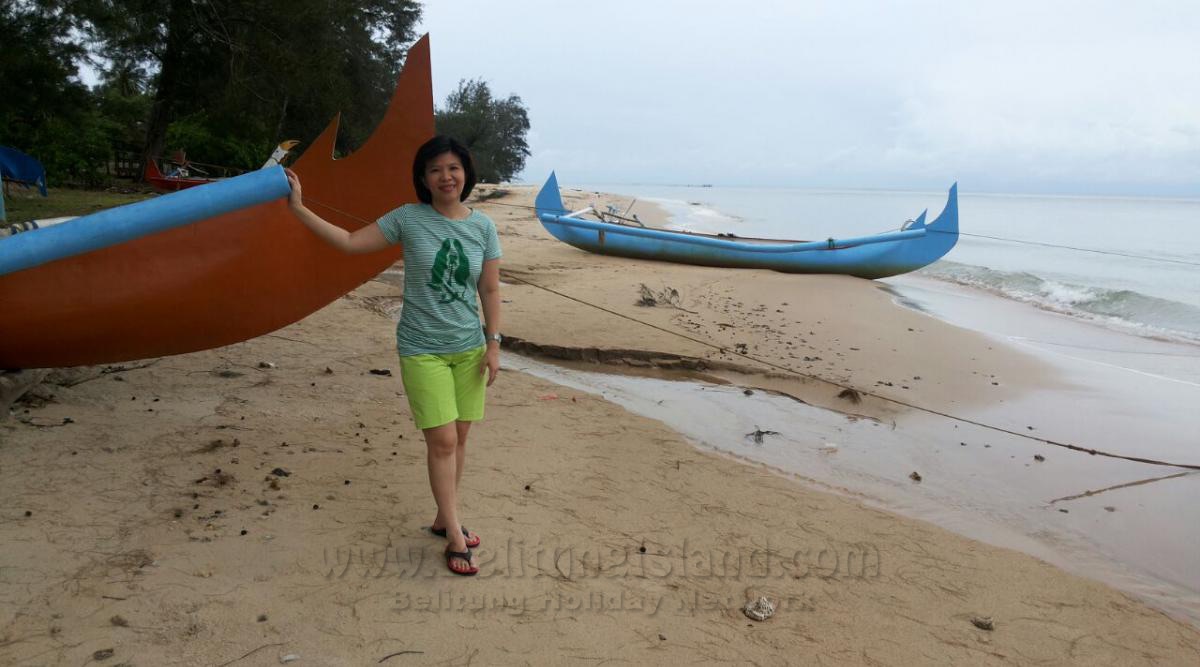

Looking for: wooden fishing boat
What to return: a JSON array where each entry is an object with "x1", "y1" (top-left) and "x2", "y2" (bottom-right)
[
  {"x1": 534, "y1": 172, "x2": 959, "y2": 280},
  {"x1": 142, "y1": 157, "x2": 218, "y2": 191},
  {"x1": 143, "y1": 141, "x2": 300, "y2": 192},
  {"x1": 0, "y1": 36, "x2": 435, "y2": 368}
]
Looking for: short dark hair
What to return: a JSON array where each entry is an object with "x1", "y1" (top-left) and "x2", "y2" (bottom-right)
[{"x1": 412, "y1": 135, "x2": 476, "y2": 204}]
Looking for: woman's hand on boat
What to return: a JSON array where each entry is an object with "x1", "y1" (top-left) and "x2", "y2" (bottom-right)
[
  {"x1": 284, "y1": 168, "x2": 303, "y2": 209},
  {"x1": 481, "y1": 345, "x2": 500, "y2": 386}
]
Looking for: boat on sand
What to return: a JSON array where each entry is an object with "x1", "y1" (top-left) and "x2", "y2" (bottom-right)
[
  {"x1": 0, "y1": 36, "x2": 436, "y2": 369},
  {"x1": 534, "y1": 172, "x2": 958, "y2": 280}
]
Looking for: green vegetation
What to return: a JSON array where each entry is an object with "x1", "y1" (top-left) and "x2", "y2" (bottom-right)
[
  {"x1": 2, "y1": 1, "x2": 534, "y2": 188},
  {"x1": 436, "y1": 79, "x2": 532, "y2": 183},
  {"x1": 3, "y1": 186, "x2": 154, "y2": 222},
  {"x1": 1, "y1": 1, "x2": 115, "y2": 186}
]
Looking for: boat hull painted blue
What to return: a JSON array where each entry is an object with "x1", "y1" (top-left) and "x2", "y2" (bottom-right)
[
  {"x1": 534, "y1": 173, "x2": 958, "y2": 280},
  {"x1": 0, "y1": 166, "x2": 290, "y2": 277}
]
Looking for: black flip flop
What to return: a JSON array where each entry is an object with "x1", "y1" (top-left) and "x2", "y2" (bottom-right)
[
  {"x1": 445, "y1": 547, "x2": 478, "y2": 576},
  {"x1": 430, "y1": 525, "x2": 481, "y2": 548}
]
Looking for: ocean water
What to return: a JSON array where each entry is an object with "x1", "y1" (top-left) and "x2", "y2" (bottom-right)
[{"x1": 576, "y1": 183, "x2": 1200, "y2": 345}]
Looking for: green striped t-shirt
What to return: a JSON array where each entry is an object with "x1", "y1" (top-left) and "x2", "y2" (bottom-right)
[{"x1": 376, "y1": 203, "x2": 502, "y2": 356}]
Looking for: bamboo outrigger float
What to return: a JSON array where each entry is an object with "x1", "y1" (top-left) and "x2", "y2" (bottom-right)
[
  {"x1": 534, "y1": 172, "x2": 959, "y2": 280},
  {"x1": 0, "y1": 36, "x2": 436, "y2": 369}
]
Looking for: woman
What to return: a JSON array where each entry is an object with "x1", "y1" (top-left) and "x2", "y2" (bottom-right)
[{"x1": 286, "y1": 135, "x2": 502, "y2": 576}]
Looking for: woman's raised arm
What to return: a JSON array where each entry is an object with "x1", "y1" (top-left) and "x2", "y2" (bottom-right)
[{"x1": 286, "y1": 168, "x2": 391, "y2": 254}]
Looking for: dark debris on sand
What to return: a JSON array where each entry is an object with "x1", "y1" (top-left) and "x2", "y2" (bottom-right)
[
  {"x1": 745, "y1": 428, "x2": 780, "y2": 445},
  {"x1": 836, "y1": 388, "x2": 862, "y2": 404}
]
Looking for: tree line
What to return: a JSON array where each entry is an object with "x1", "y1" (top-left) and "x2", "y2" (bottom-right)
[{"x1": 0, "y1": 0, "x2": 530, "y2": 186}]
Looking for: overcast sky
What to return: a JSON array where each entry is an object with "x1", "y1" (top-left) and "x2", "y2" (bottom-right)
[{"x1": 418, "y1": 1, "x2": 1199, "y2": 196}]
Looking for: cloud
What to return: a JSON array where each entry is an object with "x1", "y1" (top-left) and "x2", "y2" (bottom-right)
[{"x1": 422, "y1": 1, "x2": 1200, "y2": 195}]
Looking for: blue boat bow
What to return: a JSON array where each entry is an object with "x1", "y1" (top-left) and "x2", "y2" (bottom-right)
[{"x1": 534, "y1": 173, "x2": 958, "y2": 279}]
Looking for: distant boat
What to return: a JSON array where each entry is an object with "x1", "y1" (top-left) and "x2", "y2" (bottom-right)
[
  {"x1": 143, "y1": 141, "x2": 301, "y2": 192},
  {"x1": 0, "y1": 36, "x2": 436, "y2": 368},
  {"x1": 142, "y1": 156, "x2": 218, "y2": 191},
  {"x1": 534, "y1": 172, "x2": 958, "y2": 280}
]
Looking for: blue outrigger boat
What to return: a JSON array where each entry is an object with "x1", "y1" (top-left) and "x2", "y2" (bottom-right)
[{"x1": 534, "y1": 173, "x2": 959, "y2": 279}]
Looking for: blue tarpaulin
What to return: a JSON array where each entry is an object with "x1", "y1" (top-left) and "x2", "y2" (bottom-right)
[{"x1": 0, "y1": 146, "x2": 48, "y2": 197}]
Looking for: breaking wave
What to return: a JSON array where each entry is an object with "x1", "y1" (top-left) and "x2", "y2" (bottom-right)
[{"x1": 917, "y1": 261, "x2": 1200, "y2": 344}]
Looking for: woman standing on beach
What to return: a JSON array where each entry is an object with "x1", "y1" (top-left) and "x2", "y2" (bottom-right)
[{"x1": 285, "y1": 136, "x2": 502, "y2": 576}]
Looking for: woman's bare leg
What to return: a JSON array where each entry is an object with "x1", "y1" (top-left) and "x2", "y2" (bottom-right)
[{"x1": 424, "y1": 423, "x2": 472, "y2": 568}]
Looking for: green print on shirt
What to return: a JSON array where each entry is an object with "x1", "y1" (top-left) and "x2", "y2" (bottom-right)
[{"x1": 427, "y1": 238, "x2": 472, "y2": 305}]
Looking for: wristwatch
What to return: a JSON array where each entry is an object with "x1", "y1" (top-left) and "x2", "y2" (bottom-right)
[{"x1": 487, "y1": 332, "x2": 503, "y2": 344}]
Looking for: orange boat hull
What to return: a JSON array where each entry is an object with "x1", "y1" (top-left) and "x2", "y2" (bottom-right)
[{"x1": 0, "y1": 36, "x2": 435, "y2": 369}]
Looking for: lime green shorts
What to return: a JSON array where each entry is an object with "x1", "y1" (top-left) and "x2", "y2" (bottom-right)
[{"x1": 398, "y1": 345, "x2": 487, "y2": 430}]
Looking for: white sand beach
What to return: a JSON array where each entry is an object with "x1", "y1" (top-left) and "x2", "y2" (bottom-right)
[{"x1": 2, "y1": 185, "x2": 1199, "y2": 665}]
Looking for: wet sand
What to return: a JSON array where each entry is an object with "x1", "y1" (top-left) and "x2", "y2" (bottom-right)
[
  {"x1": 500, "y1": 184, "x2": 1200, "y2": 621},
  {"x1": 2, "y1": 185, "x2": 1199, "y2": 664},
  {"x1": 511, "y1": 353, "x2": 1200, "y2": 625}
]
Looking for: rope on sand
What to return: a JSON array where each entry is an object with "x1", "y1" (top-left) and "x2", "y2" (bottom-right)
[
  {"x1": 502, "y1": 272, "x2": 1200, "y2": 471},
  {"x1": 297, "y1": 192, "x2": 1200, "y2": 470}
]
